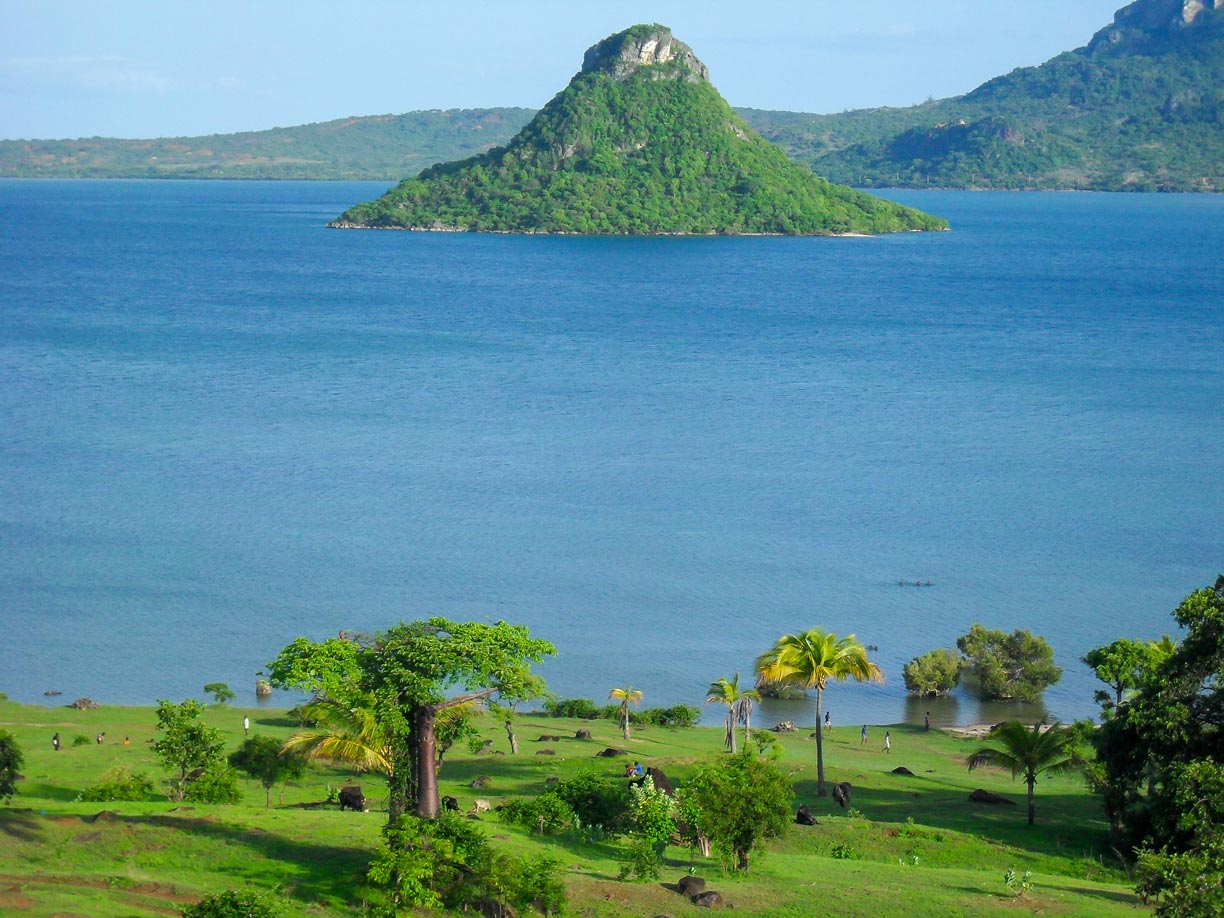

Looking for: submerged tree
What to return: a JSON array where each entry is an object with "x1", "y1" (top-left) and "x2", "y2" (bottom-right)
[
  {"x1": 755, "y1": 629, "x2": 883, "y2": 796},
  {"x1": 967, "y1": 721, "x2": 1081, "y2": 826},
  {"x1": 957, "y1": 625, "x2": 1061, "y2": 702}
]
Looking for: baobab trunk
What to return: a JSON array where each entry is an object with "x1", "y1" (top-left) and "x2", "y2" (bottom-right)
[{"x1": 414, "y1": 705, "x2": 440, "y2": 818}]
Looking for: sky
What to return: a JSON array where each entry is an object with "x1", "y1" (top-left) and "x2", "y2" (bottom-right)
[{"x1": 1, "y1": 0, "x2": 1130, "y2": 141}]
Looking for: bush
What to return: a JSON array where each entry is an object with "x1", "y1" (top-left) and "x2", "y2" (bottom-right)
[
  {"x1": 180, "y1": 889, "x2": 283, "y2": 918},
  {"x1": 957, "y1": 624, "x2": 1062, "y2": 702},
  {"x1": 553, "y1": 772, "x2": 631, "y2": 832},
  {"x1": 72, "y1": 734, "x2": 92, "y2": 747},
  {"x1": 366, "y1": 814, "x2": 565, "y2": 915},
  {"x1": 543, "y1": 697, "x2": 598, "y2": 719},
  {"x1": 494, "y1": 853, "x2": 566, "y2": 915},
  {"x1": 637, "y1": 705, "x2": 702, "y2": 728},
  {"x1": 497, "y1": 793, "x2": 578, "y2": 835},
  {"x1": 0, "y1": 730, "x2": 22, "y2": 801},
  {"x1": 80, "y1": 766, "x2": 155, "y2": 802},
  {"x1": 183, "y1": 764, "x2": 243, "y2": 804},
  {"x1": 903, "y1": 648, "x2": 962, "y2": 697}
]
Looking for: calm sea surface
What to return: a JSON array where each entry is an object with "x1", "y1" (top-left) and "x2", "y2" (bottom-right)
[{"x1": 1, "y1": 180, "x2": 1221, "y2": 727}]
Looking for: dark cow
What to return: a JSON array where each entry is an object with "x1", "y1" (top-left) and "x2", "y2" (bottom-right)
[
  {"x1": 441, "y1": 795, "x2": 459, "y2": 812},
  {"x1": 338, "y1": 785, "x2": 366, "y2": 812},
  {"x1": 795, "y1": 804, "x2": 818, "y2": 826},
  {"x1": 831, "y1": 782, "x2": 853, "y2": 809}
]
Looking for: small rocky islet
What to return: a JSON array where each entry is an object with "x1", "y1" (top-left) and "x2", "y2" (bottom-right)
[{"x1": 329, "y1": 24, "x2": 948, "y2": 236}]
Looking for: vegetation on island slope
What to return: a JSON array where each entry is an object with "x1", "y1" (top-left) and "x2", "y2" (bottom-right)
[{"x1": 330, "y1": 26, "x2": 947, "y2": 235}]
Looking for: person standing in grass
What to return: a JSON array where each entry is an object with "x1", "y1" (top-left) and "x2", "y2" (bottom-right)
[
  {"x1": 884, "y1": 731, "x2": 891, "y2": 754},
  {"x1": 860, "y1": 725, "x2": 868, "y2": 745},
  {"x1": 52, "y1": 732, "x2": 60, "y2": 752}
]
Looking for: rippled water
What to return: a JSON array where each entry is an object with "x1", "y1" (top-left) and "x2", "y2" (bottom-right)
[{"x1": 1, "y1": 180, "x2": 1221, "y2": 727}]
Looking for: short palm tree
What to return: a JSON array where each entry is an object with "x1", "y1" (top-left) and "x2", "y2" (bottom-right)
[
  {"x1": 967, "y1": 721, "x2": 1081, "y2": 825},
  {"x1": 706, "y1": 674, "x2": 761, "y2": 754},
  {"x1": 755, "y1": 629, "x2": 883, "y2": 796},
  {"x1": 608, "y1": 687, "x2": 643, "y2": 741}
]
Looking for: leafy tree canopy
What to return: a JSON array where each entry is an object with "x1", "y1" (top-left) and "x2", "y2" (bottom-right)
[
  {"x1": 681, "y1": 752, "x2": 793, "y2": 871},
  {"x1": 0, "y1": 730, "x2": 23, "y2": 801},
  {"x1": 902, "y1": 648, "x2": 962, "y2": 697},
  {"x1": 956, "y1": 625, "x2": 1061, "y2": 702}
]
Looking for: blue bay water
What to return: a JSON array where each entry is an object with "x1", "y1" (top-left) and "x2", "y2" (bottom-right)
[{"x1": 1, "y1": 180, "x2": 1221, "y2": 728}]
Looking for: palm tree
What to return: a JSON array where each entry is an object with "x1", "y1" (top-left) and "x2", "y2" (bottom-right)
[
  {"x1": 967, "y1": 721, "x2": 1081, "y2": 825},
  {"x1": 755, "y1": 629, "x2": 883, "y2": 796},
  {"x1": 608, "y1": 687, "x2": 643, "y2": 741},
  {"x1": 706, "y1": 674, "x2": 761, "y2": 754}
]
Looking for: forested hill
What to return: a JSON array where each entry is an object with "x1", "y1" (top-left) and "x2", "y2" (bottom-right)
[
  {"x1": 329, "y1": 25, "x2": 946, "y2": 235},
  {"x1": 777, "y1": 0, "x2": 1224, "y2": 191},
  {"x1": 4, "y1": 0, "x2": 1219, "y2": 191},
  {"x1": 0, "y1": 109, "x2": 536, "y2": 180}
]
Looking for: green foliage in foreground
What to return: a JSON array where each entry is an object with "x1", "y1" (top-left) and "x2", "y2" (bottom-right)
[
  {"x1": 682, "y1": 752, "x2": 793, "y2": 871},
  {"x1": 333, "y1": 52, "x2": 946, "y2": 236}
]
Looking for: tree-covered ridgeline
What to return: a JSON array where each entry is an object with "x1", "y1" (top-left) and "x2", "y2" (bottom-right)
[{"x1": 330, "y1": 26, "x2": 946, "y2": 236}]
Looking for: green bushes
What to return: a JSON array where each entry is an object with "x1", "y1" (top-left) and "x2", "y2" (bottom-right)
[
  {"x1": 365, "y1": 814, "x2": 565, "y2": 915},
  {"x1": 180, "y1": 890, "x2": 284, "y2": 918},
  {"x1": 543, "y1": 697, "x2": 701, "y2": 728},
  {"x1": 183, "y1": 764, "x2": 243, "y2": 804},
  {"x1": 80, "y1": 766, "x2": 155, "y2": 802},
  {"x1": 552, "y1": 772, "x2": 631, "y2": 832},
  {"x1": 497, "y1": 792, "x2": 578, "y2": 835}
]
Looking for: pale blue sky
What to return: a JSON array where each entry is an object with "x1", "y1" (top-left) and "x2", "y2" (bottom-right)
[{"x1": 2, "y1": 1, "x2": 1127, "y2": 140}]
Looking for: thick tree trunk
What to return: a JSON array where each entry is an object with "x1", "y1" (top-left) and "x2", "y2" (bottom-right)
[
  {"x1": 414, "y1": 705, "x2": 440, "y2": 819},
  {"x1": 815, "y1": 689, "x2": 826, "y2": 796}
]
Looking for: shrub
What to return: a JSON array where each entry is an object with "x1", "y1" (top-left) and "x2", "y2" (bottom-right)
[
  {"x1": 497, "y1": 793, "x2": 578, "y2": 835},
  {"x1": 637, "y1": 705, "x2": 702, "y2": 728},
  {"x1": 0, "y1": 730, "x2": 22, "y2": 801},
  {"x1": 494, "y1": 854, "x2": 566, "y2": 915},
  {"x1": 553, "y1": 772, "x2": 631, "y2": 832},
  {"x1": 543, "y1": 697, "x2": 598, "y2": 719},
  {"x1": 366, "y1": 814, "x2": 565, "y2": 915},
  {"x1": 183, "y1": 764, "x2": 243, "y2": 804},
  {"x1": 72, "y1": 734, "x2": 92, "y2": 747},
  {"x1": 80, "y1": 766, "x2": 155, "y2": 802},
  {"x1": 180, "y1": 889, "x2": 283, "y2": 918}
]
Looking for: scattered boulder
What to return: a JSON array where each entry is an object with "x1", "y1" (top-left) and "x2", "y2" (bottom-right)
[
  {"x1": 772, "y1": 721, "x2": 797, "y2": 733},
  {"x1": 596, "y1": 747, "x2": 628, "y2": 757},
  {"x1": 338, "y1": 785, "x2": 367, "y2": 812},
  {"x1": 255, "y1": 680, "x2": 272, "y2": 696},
  {"x1": 645, "y1": 767, "x2": 675, "y2": 796},
  {"x1": 470, "y1": 775, "x2": 493, "y2": 789},
  {"x1": 536, "y1": 749, "x2": 556, "y2": 756},
  {"x1": 969, "y1": 789, "x2": 1015, "y2": 806},
  {"x1": 676, "y1": 876, "x2": 706, "y2": 896},
  {"x1": 575, "y1": 728, "x2": 592, "y2": 740},
  {"x1": 891, "y1": 766, "x2": 916, "y2": 777},
  {"x1": 691, "y1": 890, "x2": 723, "y2": 908},
  {"x1": 831, "y1": 782, "x2": 853, "y2": 809},
  {"x1": 795, "y1": 804, "x2": 818, "y2": 826},
  {"x1": 536, "y1": 734, "x2": 563, "y2": 742},
  {"x1": 91, "y1": 810, "x2": 119, "y2": 822},
  {"x1": 474, "y1": 739, "x2": 494, "y2": 754},
  {"x1": 69, "y1": 697, "x2": 100, "y2": 710},
  {"x1": 544, "y1": 776, "x2": 560, "y2": 786}
]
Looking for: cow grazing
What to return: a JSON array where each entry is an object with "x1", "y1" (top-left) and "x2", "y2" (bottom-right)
[
  {"x1": 442, "y1": 795, "x2": 459, "y2": 812},
  {"x1": 338, "y1": 786, "x2": 366, "y2": 812},
  {"x1": 471, "y1": 798, "x2": 491, "y2": 815}
]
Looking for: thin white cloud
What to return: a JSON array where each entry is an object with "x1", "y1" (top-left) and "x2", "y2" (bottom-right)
[{"x1": 0, "y1": 55, "x2": 174, "y2": 93}]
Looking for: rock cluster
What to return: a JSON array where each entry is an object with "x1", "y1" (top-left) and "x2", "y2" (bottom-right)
[{"x1": 580, "y1": 24, "x2": 710, "y2": 83}]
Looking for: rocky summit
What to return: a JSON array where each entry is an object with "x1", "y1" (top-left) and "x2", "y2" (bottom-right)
[{"x1": 330, "y1": 24, "x2": 946, "y2": 236}]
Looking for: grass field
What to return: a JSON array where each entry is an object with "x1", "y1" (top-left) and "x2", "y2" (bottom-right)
[{"x1": 0, "y1": 697, "x2": 1145, "y2": 916}]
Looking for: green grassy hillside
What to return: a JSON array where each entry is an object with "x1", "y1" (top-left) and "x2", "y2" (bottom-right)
[{"x1": 0, "y1": 697, "x2": 1142, "y2": 917}]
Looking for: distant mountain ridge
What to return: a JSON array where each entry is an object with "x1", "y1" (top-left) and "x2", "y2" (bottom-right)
[
  {"x1": 2, "y1": 0, "x2": 1220, "y2": 191},
  {"x1": 331, "y1": 25, "x2": 946, "y2": 235}
]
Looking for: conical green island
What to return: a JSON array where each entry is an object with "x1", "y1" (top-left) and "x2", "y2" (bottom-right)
[{"x1": 330, "y1": 24, "x2": 947, "y2": 236}]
